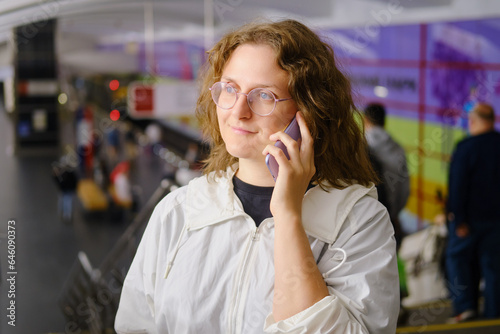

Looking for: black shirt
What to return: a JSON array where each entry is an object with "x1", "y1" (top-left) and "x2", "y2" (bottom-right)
[{"x1": 232, "y1": 176, "x2": 273, "y2": 227}]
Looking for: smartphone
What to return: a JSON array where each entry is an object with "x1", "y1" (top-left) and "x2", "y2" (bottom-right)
[{"x1": 265, "y1": 117, "x2": 302, "y2": 181}]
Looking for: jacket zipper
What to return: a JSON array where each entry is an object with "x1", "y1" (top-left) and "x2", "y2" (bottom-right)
[{"x1": 228, "y1": 226, "x2": 261, "y2": 334}]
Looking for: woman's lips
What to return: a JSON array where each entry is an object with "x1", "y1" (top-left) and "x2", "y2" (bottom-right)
[{"x1": 231, "y1": 126, "x2": 255, "y2": 135}]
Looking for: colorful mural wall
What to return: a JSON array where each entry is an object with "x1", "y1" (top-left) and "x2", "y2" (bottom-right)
[
  {"x1": 327, "y1": 18, "x2": 500, "y2": 230},
  {"x1": 118, "y1": 17, "x2": 500, "y2": 230}
]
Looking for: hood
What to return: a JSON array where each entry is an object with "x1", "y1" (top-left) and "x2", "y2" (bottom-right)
[
  {"x1": 365, "y1": 126, "x2": 390, "y2": 149},
  {"x1": 301, "y1": 182, "x2": 377, "y2": 243},
  {"x1": 185, "y1": 165, "x2": 377, "y2": 244}
]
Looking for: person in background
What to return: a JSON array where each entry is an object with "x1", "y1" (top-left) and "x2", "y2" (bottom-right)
[
  {"x1": 363, "y1": 103, "x2": 410, "y2": 249},
  {"x1": 124, "y1": 121, "x2": 140, "y2": 161},
  {"x1": 115, "y1": 19, "x2": 399, "y2": 334},
  {"x1": 446, "y1": 102, "x2": 500, "y2": 322},
  {"x1": 106, "y1": 126, "x2": 121, "y2": 168},
  {"x1": 52, "y1": 158, "x2": 78, "y2": 223},
  {"x1": 110, "y1": 161, "x2": 133, "y2": 209},
  {"x1": 145, "y1": 122, "x2": 162, "y2": 155}
]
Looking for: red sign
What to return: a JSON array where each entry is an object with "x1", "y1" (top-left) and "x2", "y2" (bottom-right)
[
  {"x1": 131, "y1": 86, "x2": 154, "y2": 114},
  {"x1": 127, "y1": 81, "x2": 198, "y2": 119}
]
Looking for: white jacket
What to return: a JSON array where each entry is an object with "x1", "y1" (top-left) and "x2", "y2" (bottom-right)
[{"x1": 115, "y1": 167, "x2": 399, "y2": 334}]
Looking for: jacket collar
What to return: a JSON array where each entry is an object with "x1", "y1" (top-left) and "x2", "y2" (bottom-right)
[
  {"x1": 185, "y1": 165, "x2": 377, "y2": 244},
  {"x1": 185, "y1": 165, "x2": 241, "y2": 230},
  {"x1": 366, "y1": 125, "x2": 390, "y2": 148}
]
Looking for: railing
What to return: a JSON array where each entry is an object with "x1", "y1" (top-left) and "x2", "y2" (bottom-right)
[{"x1": 58, "y1": 178, "x2": 178, "y2": 333}]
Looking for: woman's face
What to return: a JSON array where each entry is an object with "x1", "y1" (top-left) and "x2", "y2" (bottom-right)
[{"x1": 217, "y1": 43, "x2": 297, "y2": 164}]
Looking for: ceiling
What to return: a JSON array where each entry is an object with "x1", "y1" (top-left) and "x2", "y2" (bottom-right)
[
  {"x1": 0, "y1": 0, "x2": 500, "y2": 75},
  {"x1": 0, "y1": 0, "x2": 336, "y2": 46}
]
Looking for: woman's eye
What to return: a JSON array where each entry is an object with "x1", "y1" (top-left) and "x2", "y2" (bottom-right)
[
  {"x1": 224, "y1": 85, "x2": 236, "y2": 94},
  {"x1": 259, "y1": 91, "x2": 273, "y2": 101}
]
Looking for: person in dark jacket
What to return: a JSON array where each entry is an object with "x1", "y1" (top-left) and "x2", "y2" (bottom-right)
[
  {"x1": 446, "y1": 102, "x2": 500, "y2": 322},
  {"x1": 52, "y1": 160, "x2": 78, "y2": 223}
]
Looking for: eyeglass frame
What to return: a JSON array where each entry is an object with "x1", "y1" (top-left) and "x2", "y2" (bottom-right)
[{"x1": 209, "y1": 81, "x2": 293, "y2": 116}]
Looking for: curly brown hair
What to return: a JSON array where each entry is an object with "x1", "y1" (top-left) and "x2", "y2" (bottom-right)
[{"x1": 195, "y1": 19, "x2": 377, "y2": 189}]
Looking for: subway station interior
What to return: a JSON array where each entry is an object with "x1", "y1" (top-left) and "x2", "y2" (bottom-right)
[{"x1": 1, "y1": 0, "x2": 500, "y2": 333}]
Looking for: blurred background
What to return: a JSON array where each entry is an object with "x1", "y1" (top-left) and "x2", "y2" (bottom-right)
[{"x1": 0, "y1": 0, "x2": 500, "y2": 333}]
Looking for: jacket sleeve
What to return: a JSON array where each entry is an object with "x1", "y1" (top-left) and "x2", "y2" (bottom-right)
[
  {"x1": 264, "y1": 197, "x2": 399, "y2": 334},
  {"x1": 114, "y1": 204, "x2": 164, "y2": 334},
  {"x1": 393, "y1": 149, "x2": 410, "y2": 217},
  {"x1": 447, "y1": 142, "x2": 470, "y2": 225}
]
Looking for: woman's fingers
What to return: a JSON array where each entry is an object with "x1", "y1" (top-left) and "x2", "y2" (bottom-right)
[
  {"x1": 263, "y1": 112, "x2": 315, "y2": 181},
  {"x1": 295, "y1": 112, "x2": 314, "y2": 162}
]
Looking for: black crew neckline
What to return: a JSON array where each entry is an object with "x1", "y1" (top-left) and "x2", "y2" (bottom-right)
[{"x1": 232, "y1": 176, "x2": 274, "y2": 196}]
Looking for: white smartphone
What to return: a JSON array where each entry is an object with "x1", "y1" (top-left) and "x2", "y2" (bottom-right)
[{"x1": 265, "y1": 117, "x2": 302, "y2": 181}]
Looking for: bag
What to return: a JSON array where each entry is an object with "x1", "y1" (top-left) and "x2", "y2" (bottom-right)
[
  {"x1": 398, "y1": 225, "x2": 448, "y2": 307},
  {"x1": 77, "y1": 179, "x2": 109, "y2": 211}
]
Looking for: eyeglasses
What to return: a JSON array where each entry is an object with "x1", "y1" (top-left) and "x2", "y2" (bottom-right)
[{"x1": 209, "y1": 82, "x2": 293, "y2": 116}]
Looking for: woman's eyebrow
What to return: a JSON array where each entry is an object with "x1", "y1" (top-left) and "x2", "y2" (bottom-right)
[{"x1": 221, "y1": 76, "x2": 278, "y2": 90}]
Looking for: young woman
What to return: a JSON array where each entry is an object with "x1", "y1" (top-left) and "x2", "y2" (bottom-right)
[{"x1": 115, "y1": 19, "x2": 399, "y2": 334}]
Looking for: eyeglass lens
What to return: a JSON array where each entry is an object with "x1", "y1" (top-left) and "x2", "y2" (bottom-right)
[{"x1": 211, "y1": 82, "x2": 276, "y2": 116}]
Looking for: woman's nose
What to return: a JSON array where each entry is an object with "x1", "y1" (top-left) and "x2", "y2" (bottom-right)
[{"x1": 231, "y1": 93, "x2": 252, "y2": 118}]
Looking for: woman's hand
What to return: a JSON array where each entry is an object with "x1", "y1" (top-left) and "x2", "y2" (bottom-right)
[
  {"x1": 456, "y1": 223, "x2": 470, "y2": 238},
  {"x1": 262, "y1": 111, "x2": 315, "y2": 220},
  {"x1": 264, "y1": 111, "x2": 328, "y2": 320}
]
